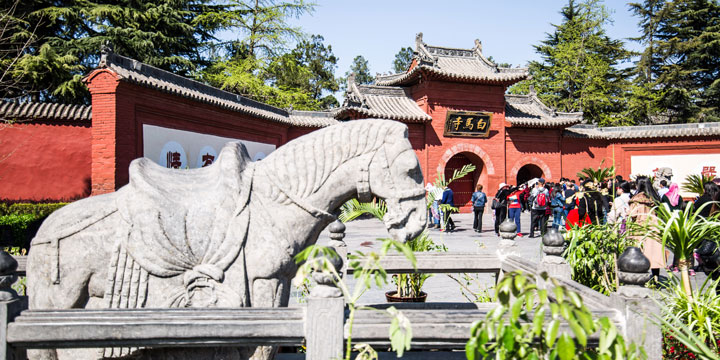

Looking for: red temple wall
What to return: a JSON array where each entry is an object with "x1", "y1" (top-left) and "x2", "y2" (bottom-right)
[
  {"x1": 505, "y1": 128, "x2": 562, "y2": 185},
  {"x1": 86, "y1": 69, "x2": 292, "y2": 194},
  {"x1": 560, "y1": 137, "x2": 610, "y2": 181},
  {"x1": 0, "y1": 121, "x2": 91, "y2": 201},
  {"x1": 409, "y1": 80, "x2": 508, "y2": 211}
]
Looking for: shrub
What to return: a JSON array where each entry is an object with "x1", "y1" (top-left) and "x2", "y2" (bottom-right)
[
  {"x1": 0, "y1": 202, "x2": 66, "y2": 249},
  {"x1": 563, "y1": 223, "x2": 638, "y2": 295}
]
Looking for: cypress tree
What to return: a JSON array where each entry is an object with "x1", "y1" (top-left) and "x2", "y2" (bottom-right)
[
  {"x1": 511, "y1": 0, "x2": 633, "y2": 126},
  {"x1": 3, "y1": 0, "x2": 227, "y2": 103}
]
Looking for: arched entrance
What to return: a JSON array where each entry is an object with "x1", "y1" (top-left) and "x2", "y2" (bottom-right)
[
  {"x1": 444, "y1": 152, "x2": 484, "y2": 210},
  {"x1": 516, "y1": 164, "x2": 544, "y2": 185}
]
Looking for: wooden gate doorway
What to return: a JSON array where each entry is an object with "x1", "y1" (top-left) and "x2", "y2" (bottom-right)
[
  {"x1": 516, "y1": 164, "x2": 544, "y2": 186},
  {"x1": 444, "y1": 152, "x2": 484, "y2": 212}
]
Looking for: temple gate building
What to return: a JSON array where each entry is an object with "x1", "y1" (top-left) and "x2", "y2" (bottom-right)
[{"x1": 2, "y1": 34, "x2": 719, "y2": 212}]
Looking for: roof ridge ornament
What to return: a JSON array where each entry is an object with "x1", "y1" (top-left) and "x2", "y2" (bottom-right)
[
  {"x1": 414, "y1": 32, "x2": 437, "y2": 66},
  {"x1": 343, "y1": 73, "x2": 369, "y2": 109},
  {"x1": 99, "y1": 42, "x2": 114, "y2": 67},
  {"x1": 473, "y1": 39, "x2": 482, "y2": 54}
]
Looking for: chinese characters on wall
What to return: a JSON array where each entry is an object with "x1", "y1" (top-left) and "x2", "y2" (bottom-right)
[
  {"x1": 702, "y1": 166, "x2": 717, "y2": 178},
  {"x1": 443, "y1": 111, "x2": 492, "y2": 138}
]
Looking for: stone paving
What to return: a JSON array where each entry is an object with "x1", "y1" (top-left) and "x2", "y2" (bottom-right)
[
  {"x1": 291, "y1": 211, "x2": 542, "y2": 305},
  {"x1": 289, "y1": 211, "x2": 710, "y2": 306}
]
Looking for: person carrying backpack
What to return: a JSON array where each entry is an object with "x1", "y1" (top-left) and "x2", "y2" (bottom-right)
[
  {"x1": 529, "y1": 178, "x2": 549, "y2": 238},
  {"x1": 471, "y1": 184, "x2": 487, "y2": 233},
  {"x1": 493, "y1": 183, "x2": 511, "y2": 236}
]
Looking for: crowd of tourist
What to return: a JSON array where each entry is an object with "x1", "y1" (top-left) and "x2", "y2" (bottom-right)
[{"x1": 426, "y1": 173, "x2": 720, "y2": 277}]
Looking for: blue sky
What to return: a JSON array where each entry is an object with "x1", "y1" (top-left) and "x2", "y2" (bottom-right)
[{"x1": 287, "y1": 0, "x2": 643, "y2": 77}]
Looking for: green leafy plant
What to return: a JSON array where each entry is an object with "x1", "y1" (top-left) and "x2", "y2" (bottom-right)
[
  {"x1": 426, "y1": 164, "x2": 476, "y2": 208},
  {"x1": 466, "y1": 271, "x2": 645, "y2": 360},
  {"x1": 294, "y1": 240, "x2": 415, "y2": 359},
  {"x1": 392, "y1": 230, "x2": 446, "y2": 298},
  {"x1": 576, "y1": 160, "x2": 615, "y2": 183},
  {"x1": 682, "y1": 173, "x2": 716, "y2": 196},
  {"x1": 652, "y1": 202, "x2": 720, "y2": 296},
  {"x1": 660, "y1": 274, "x2": 720, "y2": 358},
  {"x1": 563, "y1": 223, "x2": 638, "y2": 295},
  {"x1": 447, "y1": 273, "x2": 494, "y2": 303}
]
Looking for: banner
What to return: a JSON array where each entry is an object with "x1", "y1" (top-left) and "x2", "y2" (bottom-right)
[
  {"x1": 630, "y1": 153, "x2": 720, "y2": 197},
  {"x1": 143, "y1": 124, "x2": 276, "y2": 169}
]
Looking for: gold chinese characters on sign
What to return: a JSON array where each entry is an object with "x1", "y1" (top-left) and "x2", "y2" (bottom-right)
[{"x1": 443, "y1": 111, "x2": 492, "y2": 138}]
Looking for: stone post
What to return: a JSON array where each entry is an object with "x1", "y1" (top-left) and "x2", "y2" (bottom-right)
[
  {"x1": 615, "y1": 246, "x2": 660, "y2": 360},
  {"x1": 327, "y1": 220, "x2": 347, "y2": 277},
  {"x1": 539, "y1": 228, "x2": 571, "y2": 279},
  {"x1": 305, "y1": 248, "x2": 344, "y2": 360},
  {"x1": 0, "y1": 251, "x2": 23, "y2": 360},
  {"x1": 498, "y1": 217, "x2": 518, "y2": 249}
]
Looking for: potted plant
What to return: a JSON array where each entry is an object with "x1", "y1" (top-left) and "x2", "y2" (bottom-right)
[
  {"x1": 385, "y1": 230, "x2": 445, "y2": 302},
  {"x1": 339, "y1": 163, "x2": 474, "y2": 302}
]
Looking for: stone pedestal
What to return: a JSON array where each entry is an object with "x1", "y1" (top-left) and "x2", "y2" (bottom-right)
[
  {"x1": 614, "y1": 247, "x2": 660, "y2": 360},
  {"x1": 326, "y1": 220, "x2": 347, "y2": 277},
  {"x1": 539, "y1": 228, "x2": 571, "y2": 279},
  {"x1": 498, "y1": 218, "x2": 518, "y2": 249},
  {"x1": 305, "y1": 247, "x2": 344, "y2": 360},
  {"x1": 0, "y1": 251, "x2": 22, "y2": 360}
]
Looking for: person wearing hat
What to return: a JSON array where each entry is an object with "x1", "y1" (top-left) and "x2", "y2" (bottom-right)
[{"x1": 493, "y1": 183, "x2": 511, "y2": 236}]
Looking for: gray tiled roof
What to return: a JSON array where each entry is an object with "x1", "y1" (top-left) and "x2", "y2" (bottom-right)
[
  {"x1": 375, "y1": 33, "x2": 528, "y2": 86},
  {"x1": 288, "y1": 110, "x2": 339, "y2": 127},
  {"x1": 338, "y1": 78, "x2": 431, "y2": 122},
  {"x1": 505, "y1": 90, "x2": 583, "y2": 128},
  {"x1": 0, "y1": 101, "x2": 91, "y2": 122},
  {"x1": 564, "y1": 122, "x2": 720, "y2": 140},
  {"x1": 95, "y1": 49, "x2": 328, "y2": 128}
]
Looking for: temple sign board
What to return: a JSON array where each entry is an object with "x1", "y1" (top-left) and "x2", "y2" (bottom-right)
[{"x1": 443, "y1": 110, "x2": 492, "y2": 138}]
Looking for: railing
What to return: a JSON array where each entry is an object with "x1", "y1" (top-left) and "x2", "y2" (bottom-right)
[{"x1": 0, "y1": 226, "x2": 661, "y2": 360}]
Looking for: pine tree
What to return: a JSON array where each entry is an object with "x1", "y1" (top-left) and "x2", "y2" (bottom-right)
[
  {"x1": 3, "y1": 0, "x2": 228, "y2": 103},
  {"x1": 653, "y1": 0, "x2": 720, "y2": 122},
  {"x1": 510, "y1": 0, "x2": 632, "y2": 126},
  {"x1": 392, "y1": 47, "x2": 413, "y2": 74},
  {"x1": 346, "y1": 55, "x2": 373, "y2": 85}
]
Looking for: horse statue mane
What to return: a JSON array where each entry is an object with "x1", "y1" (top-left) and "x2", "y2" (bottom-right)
[
  {"x1": 259, "y1": 119, "x2": 409, "y2": 198},
  {"x1": 26, "y1": 119, "x2": 426, "y2": 360}
]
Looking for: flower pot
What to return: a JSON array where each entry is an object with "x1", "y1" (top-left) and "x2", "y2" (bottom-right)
[{"x1": 385, "y1": 291, "x2": 427, "y2": 303}]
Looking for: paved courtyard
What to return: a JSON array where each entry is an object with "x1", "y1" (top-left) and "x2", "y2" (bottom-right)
[
  {"x1": 289, "y1": 211, "x2": 707, "y2": 306},
  {"x1": 291, "y1": 211, "x2": 542, "y2": 305}
]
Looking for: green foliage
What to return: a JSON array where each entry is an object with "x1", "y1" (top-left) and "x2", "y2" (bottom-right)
[
  {"x1": 4, "y1": 0, "x2": 226, "y2": 102},
  {"x1": 466, "y1": 271, "x2": 645, "y2": 359},
  {"x1": 426, "y1": 163, "x2": 476, "y2": 207},
  {"x1": 447, "y1": 273, "x2": 494, "y2": 303},
  {"x1": 391, "y1": 46, "x2": 413, "y2": 74},
  {"x1": 510, "y1": 0, "x2": 633, "y2": 126},
  {"x1": 661, "y1": 275, "x2": 720, "y2": 357},
  {"x1": 346, "y1": 55, "x2": 373, "y2": 85},
  {"x1": 576, "y1": 160, "x2": 615, "y2": 183},
  {"x1": 629, "y1": 0, "x2": 720, "y2": 123},
  {"x1": 652, "y1": 202, "x2": 720, "y2": 295},
  {"x1": 0, "y1": 202, "x2": 65, "y2": 248},
  {"x1": 294, "y1": 240, "x2": 415, "y2": 359},
  {"x1": 208, "y1": 0, "x2": 314, "y2": 58},
  {"x1": 392, "y1": 230, "x2": 446, "y2": 298},
  {"x1": 339, "y1": 198, "x2": 386, "y2": 223},
  {"x1": 563, "y1": 223, "x2": 638, "y2": 294},
  {"x1": 202, "y1": 33, "x2": 339, "y2": 110},
  {"x1": 682, "y1": 173, "x2": 716, "y2": 195},
  {"x1": 0, "y1": 202, "x2": 67, "y2": 216}
]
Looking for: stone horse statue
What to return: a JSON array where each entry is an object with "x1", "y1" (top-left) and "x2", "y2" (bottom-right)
[{"x1": 26, "y1": 119, "x2": 427, "y2": 360}]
